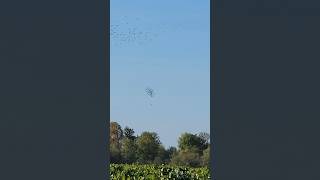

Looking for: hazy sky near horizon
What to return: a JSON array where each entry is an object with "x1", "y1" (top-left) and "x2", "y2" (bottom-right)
[{"x1": 111, "y1": 0, "x2": 210, "y2": 148}]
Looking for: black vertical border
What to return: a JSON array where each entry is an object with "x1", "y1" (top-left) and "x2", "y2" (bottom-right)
[
  {"x1": 210, "y1": 0, "x2": 215, "y2": 177},
  {"x1": 105, "y1": 0, "x2": 110, "y2": 178},
  {"x1": 212, "y1": 0, "x2": 223, "y2": 179}
]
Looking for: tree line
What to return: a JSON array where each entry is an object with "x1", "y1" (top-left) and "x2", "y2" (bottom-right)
[{"x1": 110, "y1": 121, "x2": 210, "y2": 167}]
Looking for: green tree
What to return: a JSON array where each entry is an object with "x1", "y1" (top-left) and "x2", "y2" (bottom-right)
[
  {"x1": 109, "y1": 121, "x2": 210, "y2": 167},
  {"x1": 171, "y1": 147, "x2": 201, "y2": 167},
  {"x1": 110, "y1": 143, "x2": 122, "y2": 163},
  {"x1": 201, "y1": 146, "x2": 210, "y2": 167},
  {"x1": 136, "y1": 132, "x2": 161, "y2": 163},
  {"x1": 110, "y1": 122, "x2": 123, "y2": 163},
  {"x1": 178, "y1": 132, "x2": 210, "y2": 153},
  {"x1": 123, "y1": 126, "x2": 135, "y2": 140},
  {"x1": 110, "y1": 121, "x2": 123, "y2": 146},
  {"x1": 178, "y1": 133, "x2": 202, "y2": 152},
  {"x1": 167, "y1": 146, "x2": 177, "y2": 159},
  {"x1": 154, "y1": 145, "x2": 169, "y2": 164},
  {"x1": 121, "y1": 137, "x2": 137, "y2": 163},
  {"x1": 198, "y1": 132, "x2": 210, "y2": 151}
]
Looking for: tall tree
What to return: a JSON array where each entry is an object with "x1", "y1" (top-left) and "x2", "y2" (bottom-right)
[
  {"x1": 197, "y1": 132, "x2": 210, "y2": 151},
  {"x1": 167, "y1": 146, "x2": 178, "y2": 159},
  {"x1": 110, "y1": 122, "x2": 123, "y2": 163},
  {"x1": 178, "y1": 132, "x2": 210, "y2": 152},
  {"x1": 135, "y1": 132, "x2": 161, "y2": 163},
  {"x1": 201, "y1": 146, "x2": 210, "y2": 167},
  {"x1": 123, "y1": 126, "x2": 135, "y2": 140},
  {"x1": 110, "y1": 143, "x2": 121, "y2": 163},
  {"x1": 110, "y1": 121, "x2": 123, "y2": 147},
  {"x1": 121, "y1": 137, "x2": 136, "y2": 163},
  {"x1": 178, "y1": 133, "x2": 202, "y2": 151},
  {"x1": 171, "y1": 147, "x2": 201, "y2": 167}
]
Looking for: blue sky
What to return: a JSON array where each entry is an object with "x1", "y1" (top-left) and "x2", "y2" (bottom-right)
[{"x1": 111, "y1": 0, "x2": 210, "y2": 148}]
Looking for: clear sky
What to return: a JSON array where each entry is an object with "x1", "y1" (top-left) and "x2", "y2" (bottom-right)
[{"x1": 111, "y1": 0, "x2": 210, "y2": 148}]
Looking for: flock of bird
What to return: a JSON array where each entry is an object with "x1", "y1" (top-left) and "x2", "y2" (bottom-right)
[
  {"x1": 110, "y1": 16, "x2": 180, "y2": 46},
  {"x1": 111, "y1": 16, "x2": 185, "y2": 106}
]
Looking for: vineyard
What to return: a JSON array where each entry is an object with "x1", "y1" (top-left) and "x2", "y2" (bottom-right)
[{"x1": 110, "y1": 164, "x2": 211, "y2": 180}]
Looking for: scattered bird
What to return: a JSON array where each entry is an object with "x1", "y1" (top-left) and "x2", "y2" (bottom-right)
[{"x1": 110, "y1": 16, "x2": 179, "y2": 46}]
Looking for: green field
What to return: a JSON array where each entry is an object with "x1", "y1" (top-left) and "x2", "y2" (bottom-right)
[{"x1": 110, "y1": 164, "x2": 211, "y2": 180}]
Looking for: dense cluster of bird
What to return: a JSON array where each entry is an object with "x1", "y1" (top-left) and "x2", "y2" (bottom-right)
[
  {"x1": 145, "y1": 87, "x2": 155, "y2": 106},
  {"x1": 145, "y1": 87, "x2": 155, "y2": 98}
]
